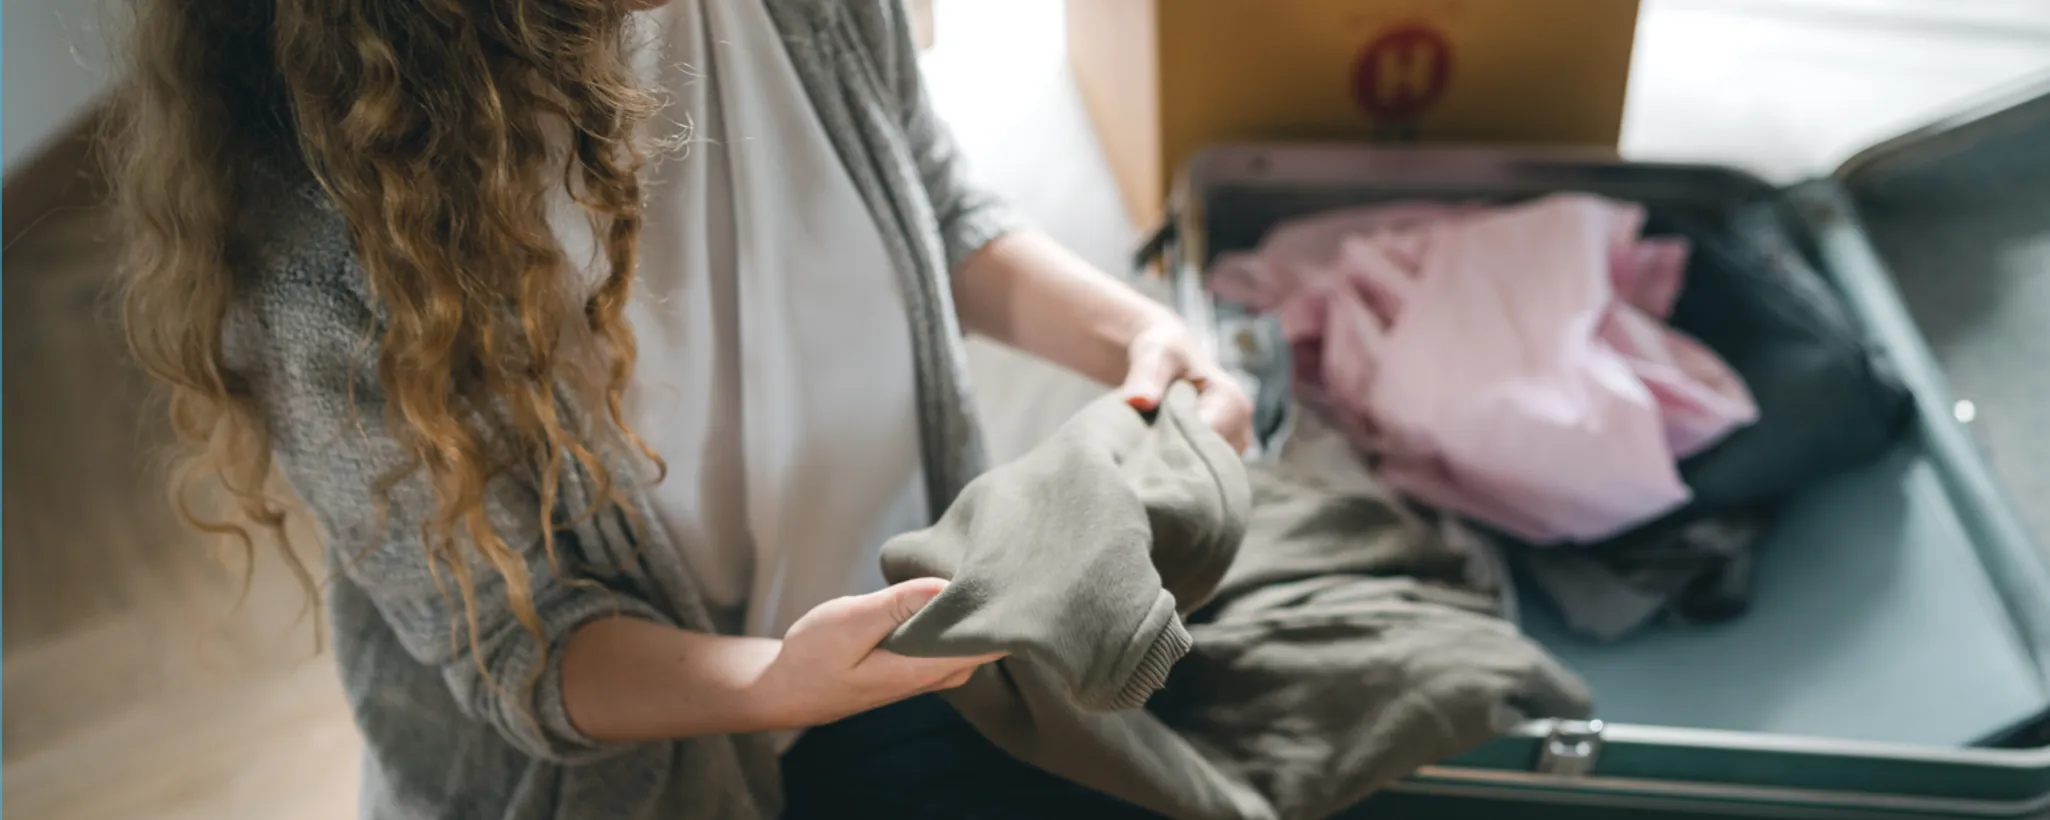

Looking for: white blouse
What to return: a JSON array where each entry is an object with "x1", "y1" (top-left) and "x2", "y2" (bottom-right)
[{"x1": 582, "y1": 1, "x2": 929, "y2": 640}]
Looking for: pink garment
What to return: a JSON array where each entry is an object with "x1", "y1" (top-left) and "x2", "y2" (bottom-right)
[{"x1": 1210, "y1": 194, "x2": 1758, "y2": 544}]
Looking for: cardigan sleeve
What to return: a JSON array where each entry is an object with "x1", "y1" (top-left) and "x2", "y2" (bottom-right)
[
  {"x1": 235, "y1": 252, "x2": 671, "y2": 766},
  {"x1": 856, "y1": 0, "x2": 1025, "y2": 274}
]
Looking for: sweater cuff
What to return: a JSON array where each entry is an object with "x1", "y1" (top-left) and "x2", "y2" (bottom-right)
[
  {"x1": 942, "y1": 201, "x2": 1028, "y2": 276},
  {"x1": 476, "y1": 586, "x2": 674, "y2": 765},
  {"x1": 1096, "y1": 590, "x2": 1194, "y2": 712}
]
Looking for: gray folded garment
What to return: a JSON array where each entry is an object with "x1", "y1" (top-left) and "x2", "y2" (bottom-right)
[
  {"x1": 1518, "y1": 511, "x2": 1770, "y2": 642},
  {"x1": 1156, "y1": 416, "x2": 1595, "y2": 819},
  {"x1": 881, "y1": 395, "x2": 1592, "y2": 820},
  {"x1": 881, "y1": 381, "x2": 1250, "y2": 710}
]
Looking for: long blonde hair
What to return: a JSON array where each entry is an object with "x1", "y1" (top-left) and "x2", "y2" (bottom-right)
[{"x1": 112, "y1": 0, "x2": 659, "y2": 664}]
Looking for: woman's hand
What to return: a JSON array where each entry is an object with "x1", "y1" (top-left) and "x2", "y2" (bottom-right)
[
  {"x1": 744, "y1": 578, "x2": 1002, "y2": 731},
  {"x1": 561, "y1": 578, "x2": 998, "y2": 741},
  {"x1": 1118, "y1": 322, "x2": 1255, "y2": 453},
  {"x1": 951, "y1": 232, "x2": 1256, "y2": 452}
]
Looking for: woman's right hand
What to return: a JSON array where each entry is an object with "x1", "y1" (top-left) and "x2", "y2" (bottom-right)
[{"x1": 745, "y1": 578, "x2": 1002, "y2": 730}]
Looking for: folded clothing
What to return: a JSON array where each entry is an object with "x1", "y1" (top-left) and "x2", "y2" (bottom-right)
[
  {"x1": 881, "y1": 381, "x2": 1250, "y2": 711},
  {"x1": 882, "y1": 383, "x2": 1274, "y2": 818},
  {"x1": 881, "y1": 392, "x2": 1591, "y2": 820},
  {"x1": 1210, "y1": 193, "x2": 1759, "y2": 544}
]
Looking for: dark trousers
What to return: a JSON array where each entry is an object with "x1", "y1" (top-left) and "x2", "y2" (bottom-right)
[{"x1": 779, "y1": 694, "x2": 1159, "y2": 819}]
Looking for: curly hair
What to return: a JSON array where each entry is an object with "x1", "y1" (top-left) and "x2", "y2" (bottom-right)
[{"x1": 110, "y1": 0, "x2": 660, "y2": 671}]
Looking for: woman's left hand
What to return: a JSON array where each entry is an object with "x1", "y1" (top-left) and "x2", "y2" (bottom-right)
[{"x1": 1118, "y1": 321, "x2": 1255, "y2": 453}]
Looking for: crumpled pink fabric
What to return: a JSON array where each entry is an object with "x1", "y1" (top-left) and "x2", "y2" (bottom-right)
[{"x1": 1210, "y1": 193, "x2": 1759, "y2": 544}]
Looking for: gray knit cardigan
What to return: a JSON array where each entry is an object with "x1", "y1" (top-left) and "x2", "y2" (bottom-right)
[{"x1": 229, "y1": 2, "x2": 1016, "y2": 817}]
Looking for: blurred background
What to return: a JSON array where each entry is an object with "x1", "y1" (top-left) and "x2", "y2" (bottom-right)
[{"x1": 4, "y1": 1, "x2": 2049, "y2": 818}]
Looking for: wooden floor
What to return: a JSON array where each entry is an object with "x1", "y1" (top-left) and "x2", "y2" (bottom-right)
[{"x1": 2, "y1": 207, "x2": 362, "y2": 820}]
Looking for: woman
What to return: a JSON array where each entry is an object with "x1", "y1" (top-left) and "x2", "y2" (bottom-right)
[{"x1": 114, "y1": 0, "x2": 1251, "y2": 817}]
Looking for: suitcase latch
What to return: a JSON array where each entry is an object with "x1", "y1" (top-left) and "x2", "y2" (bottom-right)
[{"x1": 1534, "y1": 719, "x2": 1605, "y2": 777}]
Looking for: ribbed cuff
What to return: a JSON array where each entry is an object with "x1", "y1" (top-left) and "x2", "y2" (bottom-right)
[
  {"x1": 1111, "y1": 616, "x2": 1193, "y2": 711},
  {"x1": 1086, "y1": 591, "x2": 1194, "y2": 712},
  {"x1": 524, "y1": 591, "x2": 675, "y2": 764},
  {"x1": 942, "y1": 202, "x2": 1028, "y2": 275}
]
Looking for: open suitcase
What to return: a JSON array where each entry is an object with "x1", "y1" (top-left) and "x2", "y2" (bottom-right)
[{"x1": 1152, "y1": 76, "x2": 2050, "y2": 818}]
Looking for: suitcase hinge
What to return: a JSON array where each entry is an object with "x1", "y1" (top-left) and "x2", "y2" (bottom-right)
[{"x1": 1534, "y1": 719, "x2": 1605, "y2": 777}]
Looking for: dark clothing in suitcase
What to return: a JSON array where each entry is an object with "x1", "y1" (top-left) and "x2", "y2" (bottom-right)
[
  {"x1": 1660, "y1": 205, "x2": 1917, "y2": 511},
  {"x1": 1521, "y1": 205, "x2": 1918, "y2": 640},
  {"x1": 1521, "y1": 512, "x2": 1770, "y2": 641}
]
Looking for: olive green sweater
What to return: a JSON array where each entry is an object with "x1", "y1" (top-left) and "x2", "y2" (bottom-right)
[{"x1": 880, "y1": 398, "x2": 1593, "y2": 820}]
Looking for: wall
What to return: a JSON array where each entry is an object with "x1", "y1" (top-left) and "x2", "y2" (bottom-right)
[{"x1": 4, "y1": 0, "x2": 114, "y2": 174}]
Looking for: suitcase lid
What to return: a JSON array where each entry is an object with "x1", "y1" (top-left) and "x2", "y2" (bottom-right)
[
  {"x1": 1814, "y1": 71, "x2": 2050, "y2": 725},
  {"x1": 1828, "y1": 75, "x2": 2050, "y2": 558},
  {"x1": 1835, "y1": 72, "x2": 2050, "y2": 201}
]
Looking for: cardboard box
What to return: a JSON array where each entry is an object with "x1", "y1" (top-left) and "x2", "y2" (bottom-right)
[{"x1": 1068, "y1": 0, "x2": 1641, "y2": 224}]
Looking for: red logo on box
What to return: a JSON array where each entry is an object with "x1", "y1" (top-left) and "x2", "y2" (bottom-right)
[{"x1": 1352, "y1": 25, "x2": 1453, "y2": 121}]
